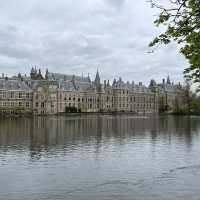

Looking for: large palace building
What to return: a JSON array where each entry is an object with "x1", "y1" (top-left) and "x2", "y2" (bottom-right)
[{"x1": 0, "y1": 68, "x2": 187, "y2": 115}]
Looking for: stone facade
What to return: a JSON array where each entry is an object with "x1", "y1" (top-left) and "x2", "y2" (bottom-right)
[
  {"x1": 149, "y1": 76, "x2": 187, "y2": 112},
  {"x1": 0, "y1": 69, "x2": 187, "y2": 115},
  {"x1": 0, "y1": 78, "x2": 33, "y2": 115}
]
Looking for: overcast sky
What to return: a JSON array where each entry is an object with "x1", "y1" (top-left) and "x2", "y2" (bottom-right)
[{"x1": 0, "y1": 0, "x2": 188, "y2": 84}]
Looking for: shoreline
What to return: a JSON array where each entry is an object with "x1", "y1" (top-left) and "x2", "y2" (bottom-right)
[
  {"x1": 0, "y1": 111, "x2": 157, "y2": 118},
  {"x1": 1, "y1": 111, "x2": 200, "y2": 119}
]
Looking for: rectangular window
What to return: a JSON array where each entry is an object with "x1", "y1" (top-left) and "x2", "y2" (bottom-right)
[
  {"x1": 11, "y1": 92, "x2": 14, "y2": 98},
  {"x1": 3, "y1": 92, "x2": 6, "y2": 98},
  {"x1": 19, "y1": 93, "x2": 22, "y2": 98}
]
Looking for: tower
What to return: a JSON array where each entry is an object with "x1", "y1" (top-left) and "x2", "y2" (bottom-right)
[
  {"x1": 87, "y1": 73, "x2": 91, "y2": 83},
  {"x1": 30, "y1": 67, "x2": 36, "y2": 79},
  {"x1": 167, "y1": 75, "x2": 171, "y2": 85},
  {"x1": 94, "y1": 69, "x2": 100, "y2": 85},
  {"x1": 94, "y1": 69, "x2": 101, "y2": 91}
]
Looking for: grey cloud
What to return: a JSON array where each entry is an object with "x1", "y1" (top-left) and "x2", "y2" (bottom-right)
[
  {"x1": 104, "y1": 0, "x2": 126, "y2": 7},
  {"x1": 0, "y1": 0, "x2": 187, "y2": 84}
]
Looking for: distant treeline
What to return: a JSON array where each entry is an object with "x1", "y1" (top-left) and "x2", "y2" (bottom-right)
[{"x1": 173, "y1": 94, "x2": 200, "y2": 115}]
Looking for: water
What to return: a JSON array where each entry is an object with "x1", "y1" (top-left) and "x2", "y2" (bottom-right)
[{"x1": 0, "y1": 114, "x2": 200, "y2": 200}]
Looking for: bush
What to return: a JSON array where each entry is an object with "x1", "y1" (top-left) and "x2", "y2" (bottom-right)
[{"x1": 65, "y1": 106, "x2": 81, "y2": 113}]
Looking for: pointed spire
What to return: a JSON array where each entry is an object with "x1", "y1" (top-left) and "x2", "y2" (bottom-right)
[
  {"x1": 94, "y1": 69, "x2": 101, "y2": 92},
  {"x1": 72, "y1": 74, "x2": 75, "y2": 82},
  {"x1": 95, "y1": 69, "x2": 100, "y2": 83},
  {"x1": 31, "y1": 67, "x2": 34, "y2": 73},
  {"x1": 112, "y1": 78, "x2": 116, "y2": 86},
  {"x1": 167, "y1": 75, "x2": 171, "y2": 84}
]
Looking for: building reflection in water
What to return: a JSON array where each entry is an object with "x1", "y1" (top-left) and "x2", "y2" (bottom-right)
[{"x1": 0, "y1": 115, "x2": 200, "y2": 159}]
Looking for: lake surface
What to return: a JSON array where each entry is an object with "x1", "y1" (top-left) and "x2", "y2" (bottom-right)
[{"x1": 0, "y1": 114, "x2": 200, "y2": 200}]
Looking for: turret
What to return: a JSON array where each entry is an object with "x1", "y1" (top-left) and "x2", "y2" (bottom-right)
[
  {"x1": 87, "y1": 73, "x2": 91, "y2": 83},
  {"x1": 107, "y1": 80, "x2": 110, "y2": 87},
  {"x1": 45, "y1": 69, "x2": 49, "y2": 80},
  {"x1": 149, "y1": 79, "x2": 156, "y2": 87},
  {"x1": 149, "y1": 79, "x2": 157, "y2": 93},
  {"x1": 38, "y1": 69, "x2": 42, "y2": 75},
  {"x1": 18, "y1": 73, "x2": 22, "y2": 79},
  {"x1": 112, "y1": 78, "x2": 116, "y2": 86},
  {"x1": 162, "y1": 78, "x2": 165, "y2": 86},
  {"x1": 30, "y1": 67, "x2": 44, "y2": 80},
  {"x1": 30, "y1": 67, "x2": 36, "y2": 79},
  {"x1": 104, "y1": 80, "x2": 106, "y2": 88}
]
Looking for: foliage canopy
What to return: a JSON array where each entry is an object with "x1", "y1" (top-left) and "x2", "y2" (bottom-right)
[{"x1": 149, "y1": 0, "x2": 200, "y2": 90}]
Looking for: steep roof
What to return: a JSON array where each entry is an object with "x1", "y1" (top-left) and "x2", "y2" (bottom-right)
[
  {"x1": 0, "y1": 79, "x2": 31, "y2": 90},
  {"x1": 47, "y1": 72, "x2": 90, "y2": 83},
  {"x1": 59, "y1": 79, "x2": 92, "y2": 91}
]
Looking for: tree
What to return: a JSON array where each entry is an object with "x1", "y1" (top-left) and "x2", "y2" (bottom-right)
[
  {"x1": 149, "y1": 0, "x2": 200, "y2": 90},
  {"x1": 190, "y1": 93, "x2": 200, "y2": 113},
  {"x1": 184, "y1": 79, "x2": 192, "y2": 112}
]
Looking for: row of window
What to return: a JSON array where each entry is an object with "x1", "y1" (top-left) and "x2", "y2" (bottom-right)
[
  {"x1": 0, "y1": 92, "x2": 32, "y2": 99},
  {"x1": 60, "y1": 95, "x2": 155, "y2": 103},
  {"x1": 61, "y1": 96, "x2": 98, "y2": 103},
  {"x1": 35, "y1": 102, "x2": 45, "y2": 108},
  {"x1": 0, "y1": 101, "x2": 30, "y2": 107},
  {"x1": 59, "y1": 101, "x2": 155, "y2": 110}
]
